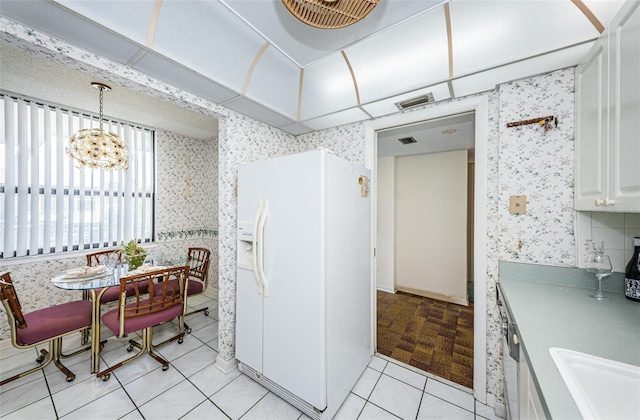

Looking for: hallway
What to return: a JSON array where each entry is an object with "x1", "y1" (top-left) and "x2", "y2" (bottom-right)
[{"x1": 377, "y1": 290, "x2": 475, "y2": 389}]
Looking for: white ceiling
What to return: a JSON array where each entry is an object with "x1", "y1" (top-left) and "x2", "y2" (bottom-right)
[
  {"x1": 0, "y1": 43, "x2": 218, "y2": 139},
  {"x1": 377, "y1": 112, "x2": 475, "y2": 158},
  {"x1": 0, "y1": 0, "x2": 626, "y2": 138}
]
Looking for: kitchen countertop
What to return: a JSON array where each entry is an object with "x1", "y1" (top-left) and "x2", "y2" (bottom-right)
[{"x1": 498, "y1": 261, "x2": 640, "y2": 420}]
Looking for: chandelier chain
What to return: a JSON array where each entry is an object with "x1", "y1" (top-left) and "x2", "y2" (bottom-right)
[{"x1": 98, "y1": 86, "x2": 104, "y2": 127}]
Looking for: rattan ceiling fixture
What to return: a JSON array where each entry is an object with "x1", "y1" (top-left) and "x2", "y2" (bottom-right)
[{"x1": 282, "y1": 0, "x2": 380, "y2": 29}]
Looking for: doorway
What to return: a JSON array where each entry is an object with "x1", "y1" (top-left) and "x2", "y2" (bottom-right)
[
  {"x1": 364, "y1": 95, "x2": 489, "y2": 403},
  {"x1": 375, "y1": 114, "x2": 475, "y2": 388}
]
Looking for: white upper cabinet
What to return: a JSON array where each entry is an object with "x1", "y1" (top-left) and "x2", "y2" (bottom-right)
[{"x1": 575, "y1": 0, "x2": 640, "y2": 212}]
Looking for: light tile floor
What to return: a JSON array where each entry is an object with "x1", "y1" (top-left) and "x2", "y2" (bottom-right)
[{"x1": 0, "y1": 292, "x2": 501, "y2": 419}]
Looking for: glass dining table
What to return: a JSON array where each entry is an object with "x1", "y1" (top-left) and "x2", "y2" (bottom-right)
[
  {"x1": 51, "y1": 255, "x2": 189, "y2": 373},
  {"x1": 50, "y1": 265, "x2": 127, "y2": 373}
]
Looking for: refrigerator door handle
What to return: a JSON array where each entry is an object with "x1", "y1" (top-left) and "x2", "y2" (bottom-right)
[
  {"x1": 252, "y1": 201, "x2": 263, "y2": 295},
  {"x1": 257, "y1": 200, "x2": 269, "y2": 296}
]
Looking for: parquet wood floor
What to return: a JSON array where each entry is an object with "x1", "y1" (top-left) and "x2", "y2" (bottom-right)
[{"x1": 376, "y1": 290, "x2": 474, "y2": 389}]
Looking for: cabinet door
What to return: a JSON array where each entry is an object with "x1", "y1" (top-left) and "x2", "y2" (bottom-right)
[
  {"x1": 519, "y1": 351, "x2": 546, "y2": 420},
  {"x1": 608, "y1": 0, "x2": 640, "y2": 212},
  {"x1": 575, "y1": 37, "x2": 608, "y2": 211}
]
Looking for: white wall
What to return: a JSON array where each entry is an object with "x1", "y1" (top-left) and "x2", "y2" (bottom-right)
[
  {"x1": 376, "y1": 156, "x2": 396, "y2": 293},
  {"x1": 395, "y1": 150, "x2": 468, "y2": 305}
]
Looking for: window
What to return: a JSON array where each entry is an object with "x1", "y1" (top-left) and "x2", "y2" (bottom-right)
[{"x1": 0, "y1": 91, "x2": 155, "y2": 259}]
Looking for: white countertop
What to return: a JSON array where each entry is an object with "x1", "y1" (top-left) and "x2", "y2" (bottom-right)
[{"x1": 499, "y1": 261, "x2": 640, "y2": 419}]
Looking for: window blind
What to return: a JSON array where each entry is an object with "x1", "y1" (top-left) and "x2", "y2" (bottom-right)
[{"x1": 0, "y1": 92, "x2": 155, "y2": 259}]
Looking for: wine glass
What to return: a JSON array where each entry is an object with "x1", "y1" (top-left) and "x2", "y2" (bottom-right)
[
  {"x1": 586, "y1": 253, "x2": 613, "y2": 300},
  {"x1": 104, "y1": 253, "x2": 118, "y2": 272}
]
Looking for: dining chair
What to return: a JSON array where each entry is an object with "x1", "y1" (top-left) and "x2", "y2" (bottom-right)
[
  {"x1": 0, "y1": 272, "x2": 92, "y2": 386},
  {"x1": 151, "y1": 247, "x2": 211, "y2": 348},
  {"x1": 96, "y1": 265, "x2": 190, "y2": 381},
  {"x1": 183, "y1": 247, "x2": 212, "y2": 332},
  {"x1": 86, "y1": 249, "x2": 139, "y2": 304}
]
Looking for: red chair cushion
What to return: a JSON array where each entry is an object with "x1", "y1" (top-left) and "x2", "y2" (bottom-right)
[
  {"x1": 152, "y1": 279, "x2": 203, "y2": 297},
  {"x1": 102, "y1": 298, "x2": 184, "y2": 336},
  {"x1": 98, "y1": 280, "x2": 150, "y2": 304},
  {"x1": 18, "y1": 300, "x2": 92, "y2": 346}
]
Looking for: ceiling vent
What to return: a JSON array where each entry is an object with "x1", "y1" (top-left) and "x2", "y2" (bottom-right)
[
  {"x1": 395, "y1": 93, "x2": 435, "y2": 110},
  {"x1": 397, "y1": 136, "x2": 417, "y2": 145}
]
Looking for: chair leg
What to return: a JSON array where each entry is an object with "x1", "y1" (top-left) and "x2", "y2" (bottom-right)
[
  {"x1": 0, "y1": 348, "x2": 52, "y2": 386},
  {"x1": 96, "y1": 327, "x2": 178, "y2": 381},
  {"x1": 0, "y1": 337, "x2": 80, "y2": 386},
  {"x1": 60, "y1": 328, "x2": 106, "y2": 359},
  {"x1": 150, "y1": 315, "x2": 186, "y2": 349},
  {"x1": 51, "y1": 338, "x2": 76, "y2": 383}
]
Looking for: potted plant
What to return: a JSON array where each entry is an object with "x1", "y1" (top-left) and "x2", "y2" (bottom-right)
[{"x1": 122, "y1": 240, "x2": 147, "y2": 270}]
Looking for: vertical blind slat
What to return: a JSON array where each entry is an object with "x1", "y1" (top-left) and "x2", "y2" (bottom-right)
[
  {"x1": 116, "y1": 123, "x2": 125, "y2": 245},
  {"x1": 43, "y1": 107, "x2": 52, "y2": 254},
  {"x1": 141, "y1": 130, "x2": 148, "y2": 240},
  {"x1": 107, "y1": 121, "x2": 116, "y2": 246},
  {"x1": 3, "y1": 96, "x2": 16, "y2": 257},
  {"x1": 123, "y1": 125, "x2": 133, "y2": 240},
  {"x1": 16, "y1": 99, "x2": 28, "y2": 257},
  {"x1": 133, "y1": 128, "x2": 140, "y2": 241},
  {"x1": 78, "y1": 115, "x2": 86, "y2": 250},
  {"x1": 67, "y1": 110, "x2": 75, "y2": 249},
  {"x1": 55, "y1": 108, "x2": 64, "y2": 252},
  {"x1": 30, "y1": 103, "x2": 40, "y2": 256}
]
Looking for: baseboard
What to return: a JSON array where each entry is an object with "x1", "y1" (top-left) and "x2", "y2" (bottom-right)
[
  {"x1": 396, "y1": 285, "x2": 468, "y2": 306},
  {"x1": 494, "y1": 401, "x2": 507, "y2": 419},
  {"x1": 214, "y1": 355, "x2": 238, "y2": 374},
  {"x1": 376, "y1": 284, "x2": 396, "y2": 293}
]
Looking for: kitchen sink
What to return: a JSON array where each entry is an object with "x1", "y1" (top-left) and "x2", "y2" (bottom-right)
[{"x1": 549, "y1": 347, "x2": 640, "y2": 420}]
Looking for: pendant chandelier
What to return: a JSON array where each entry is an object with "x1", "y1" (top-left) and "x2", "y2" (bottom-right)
[
  {"x1": 66, "y1": 82, "x2": 128, "y2": 171},
  {"x1": 281, "y1": 0, "x2": 380, "y2": 29}
]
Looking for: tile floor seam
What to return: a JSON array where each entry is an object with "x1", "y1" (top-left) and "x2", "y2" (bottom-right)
[
  {"x1": 381, "y1": 370, "x2": 426, "y2": 392},
  {"x1": 423, "y1": 390, "x2": 475, "y2": 414}
]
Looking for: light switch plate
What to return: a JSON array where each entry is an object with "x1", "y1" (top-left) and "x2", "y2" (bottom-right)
[{"x1": 509, "y1": 195, "x2": 527, "y2": 214}]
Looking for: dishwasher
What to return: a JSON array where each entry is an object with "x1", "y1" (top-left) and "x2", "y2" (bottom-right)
[{"x1": 497, "y1": 283, "x2": 520, "y2": 420}]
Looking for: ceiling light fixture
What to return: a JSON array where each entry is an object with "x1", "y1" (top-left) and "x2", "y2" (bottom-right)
[
  {"x1": 67, "y1": 82, "x2": 128, "y2": 171},
  {"x1": 281, "y1": 0, "x2": 380, "y2": 29},
  {"x1": 442, "y1": 129, "x2": 457, "y2": 135}
]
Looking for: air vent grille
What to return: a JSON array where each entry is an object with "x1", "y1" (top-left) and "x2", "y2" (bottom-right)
[
  {"x1": 395, "y1": 93, "x2": 435, "y2": 110},
  {"x1": 397, "y1": 137, "x2": 417, "y2": 145}
]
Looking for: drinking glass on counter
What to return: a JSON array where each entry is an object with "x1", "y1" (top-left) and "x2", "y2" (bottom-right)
[{"x1": 586, "y1": 252, "x2": 613, "y2": 301}]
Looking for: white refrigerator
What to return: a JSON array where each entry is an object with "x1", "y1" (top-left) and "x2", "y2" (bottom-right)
[{"x1": 236, "y1": 149, "x2": 372, "y2": 420}]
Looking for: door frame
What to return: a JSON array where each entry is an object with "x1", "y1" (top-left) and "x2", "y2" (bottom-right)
[{"x1": 364, "y1": 95, "x2": 489, "y2": 404}]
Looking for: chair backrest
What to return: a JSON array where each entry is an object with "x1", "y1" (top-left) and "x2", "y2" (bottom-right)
[
  {"x1": 0, "y1": 272, "x2": 27, "y2": 331},
  {"x1": 187, "y1": 247, "x2": 211, "y2": 285},
  {"x1": 86, "y1": 249, "x2": 122, "y2": 267},
  {"x1": 115, "y1": 266, "x2": 190, "y2": 332}
]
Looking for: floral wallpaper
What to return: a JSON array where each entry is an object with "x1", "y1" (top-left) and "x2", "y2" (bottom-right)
[
  {"x1": 497, "y1": 70, "x2": 576, "y2": 265},
  {"x1": 1, "y1": 17, "x2": 582, "y2": 410},
  {"x1": 154, "y1": 129, "x2": 218, "y2": 287},
  {"x1": 216, "y1": 111, "x2": 293, "y2": 363}
]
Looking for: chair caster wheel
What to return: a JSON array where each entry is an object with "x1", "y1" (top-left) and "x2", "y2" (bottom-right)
[
  {"x1": 36, "y1": 356, "x2": 45, "y2": 364},
  {"x1": 127, "y1": 344, "x2": 134, "y2": 352},
  {"x1": 66, "y1": 375, "x2": 75, "y2": 382},
  {"x1": 162, "y1": 365, "x2": 169, "y2": 371},
  {"x1": 178, "y1": 337, "x2": 184, "y2": 344},
  {"x1": 101, "y1": 374, "x2": 110, "y2": 381},
  {"x1": 185, "y1": 327, "x2": 192, "y2": 334},
  {"x1": 204, "y1": 310, "x2": 210, "y2": 316}
]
